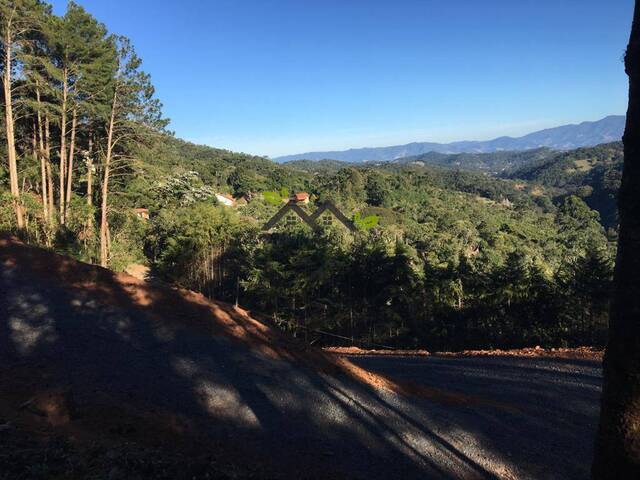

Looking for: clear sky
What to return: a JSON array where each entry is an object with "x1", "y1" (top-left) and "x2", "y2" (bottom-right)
[{"x1": 50, "y1": 0, "x2": 633, "y2": 157}]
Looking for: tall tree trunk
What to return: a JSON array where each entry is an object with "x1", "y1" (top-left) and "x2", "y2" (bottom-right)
[
  {"x1": 86, "y1": 132, "x2": 93, "y2": 229},
  {"x1": 2, "y1": 31, "x2": 24, "y2": 228},
  {"x1": 64, "y1": 107, "x2": 77, "y2": 222},
  {"x1": 100, "y1": 89, "x2": 117, "y2": 267},
  {"x1": 44, "y1": 115, "x2": 54, "y2": 224},
  {"x1": 593, "y1": 2, "x2": 640, "y2": 477},
  {"x1": 36, "y1": 86, "x2": 48, "y2": 222},
  {"x1": 31, "y1": 120, "x2": 46, "y2": 215},
  {"x1": 58, "y1": 67, "x2": 68, "y2": 224}
]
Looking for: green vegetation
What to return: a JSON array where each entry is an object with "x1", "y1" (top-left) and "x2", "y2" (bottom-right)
[
  {"x1": 1, "y1": 0, "x2": 616, "y2": 351},
  {"x1": 506, "y1": 142, "x2": 623, "y2": 232},
  {"x1": 394, "y1": 147, "x2": 554, "y2": 174}
]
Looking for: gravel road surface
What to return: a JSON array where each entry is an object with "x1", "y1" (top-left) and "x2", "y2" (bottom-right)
[{"x1": 348, "y1": 355, "x2": 602, "y2": 479}]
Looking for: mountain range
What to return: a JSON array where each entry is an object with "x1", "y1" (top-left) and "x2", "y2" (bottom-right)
[{"x1": 274, "y1": 115, "x2": 625, "y2": 163}]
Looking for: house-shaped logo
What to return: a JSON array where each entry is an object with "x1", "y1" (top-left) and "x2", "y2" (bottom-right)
[{"x1": 263, "y1": 199, "x2": 357, "y2": 232}]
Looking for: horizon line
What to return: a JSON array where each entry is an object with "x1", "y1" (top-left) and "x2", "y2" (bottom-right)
[{"x1": 268, "y1": 113, "x2": 625, "y2": 159}]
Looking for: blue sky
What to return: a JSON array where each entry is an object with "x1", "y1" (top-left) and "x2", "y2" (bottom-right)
[{"x1": 50, "y1": 0, "x2": 633, "y2": 157}]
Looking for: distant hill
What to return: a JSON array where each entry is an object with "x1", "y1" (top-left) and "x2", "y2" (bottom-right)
[
  {"x1": 506, "y1": 142, "x2": 623, "y2": 230},
  {"x1": 274, "y1": 115, "x2": 625, "y2": 163},
  {"x1": 392, "y1": 148, "x2": 555, "y2": 174},
  {"x1": 283, "y1": 158, "x2": 351, "y2": 173},
  {"x1": 285, "y1": 148, "x2": 557, "y2": 175}
]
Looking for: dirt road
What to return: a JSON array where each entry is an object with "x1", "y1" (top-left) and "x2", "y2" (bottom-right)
[{"x1": 348, "y1": 355, "x2": 602, "y2": 479}]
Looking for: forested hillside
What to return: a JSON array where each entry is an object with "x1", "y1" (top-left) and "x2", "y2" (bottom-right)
[
  {"x1": 287, "y1": 141, "x2": 624, "y2": 234},
  {"x1": 1, "y1": 1, "x2": 616, "y2": 351},
  {"x1": 392, "y1": 147, "x2": 554, "y2": 174},
  {"x1": 285, "y1": 148, "x2": 556, "y2": 175},
  {"x1": 506, "y1": 142, "x2": 623, "y2": 231}
]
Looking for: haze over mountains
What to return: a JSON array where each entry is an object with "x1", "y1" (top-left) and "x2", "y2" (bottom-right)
[{"x1": 275, "y1": 115, "x2": 625, "y2": 163}]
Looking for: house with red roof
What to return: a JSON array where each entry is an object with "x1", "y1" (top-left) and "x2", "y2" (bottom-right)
[{"x1": 290, "y1": 192, "x2": 310, "y2": 205}]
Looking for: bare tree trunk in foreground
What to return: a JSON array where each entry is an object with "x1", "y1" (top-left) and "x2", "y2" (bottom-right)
[{"x1": 592, "y1": 1, "x2": 640, "y2": 477}]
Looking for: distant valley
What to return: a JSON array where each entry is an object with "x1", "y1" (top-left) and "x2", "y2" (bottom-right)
[{"x1": 275, "y1": 115, "x2": 624, "y2": 163}]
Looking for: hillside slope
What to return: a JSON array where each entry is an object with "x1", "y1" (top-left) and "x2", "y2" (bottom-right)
[
  {"x1": 0, "y1": 236, "x2": 511, "y2": 479},
  {"x1": 506, "y1": 142, "x2": 623, "y2": 230},
  {"x1": 392, "y1": 147, "x2": 554, "y2": 174},
  {"x1": 0, "y1": 237, "x2": 603, "y2": 479},
  {"x1": 0, "y1": 236, "x2": 397, "y2": 478}
]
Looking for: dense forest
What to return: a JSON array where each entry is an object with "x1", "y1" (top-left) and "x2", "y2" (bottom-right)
[
  {"x1": 1, "y1": 0, "x2": 617, "y2": 351},
  {"x1": 391, "y1": 147, "x2": 555, "y2": 174},
  {"x1": 506, "y1": 142, "x2": 623, "y2": 232}
]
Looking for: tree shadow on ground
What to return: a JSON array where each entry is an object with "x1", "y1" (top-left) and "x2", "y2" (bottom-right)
[
  {"x1": 0, "y1": 237, "x2": 599, "y2": 479},
  {"x1": 348, "y1": 355, "x2": 602, "y2": 479}
]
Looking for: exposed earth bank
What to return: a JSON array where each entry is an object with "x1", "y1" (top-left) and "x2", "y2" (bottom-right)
[
  {"x1": 324, "y1": 346, "x2": 603, "y2": 361},
  {"x1": 1, "y1": 236, "x2": 602, "y2": 479}
]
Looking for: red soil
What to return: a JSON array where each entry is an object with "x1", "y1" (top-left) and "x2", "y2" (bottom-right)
[
  {"x1": 325, "y1": 347, "x2": 430, "y2": 357},
  {"x1": 325, "y1": 345, "x2": 603, "y2": 361},
  {"x1": 433, "y1": 346, "x2": 603, "y2": 361}
]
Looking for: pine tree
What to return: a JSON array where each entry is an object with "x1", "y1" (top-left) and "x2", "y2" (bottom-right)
[
  {"x1": 60, "y1": 3, "x2": 114, "y2": 224},
  {"x1": 0, "y1": 0, "x2": 47, "y2": 228},
  {"x1": 99, "y1": 36, "x2": 167, "y2": 266}
]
